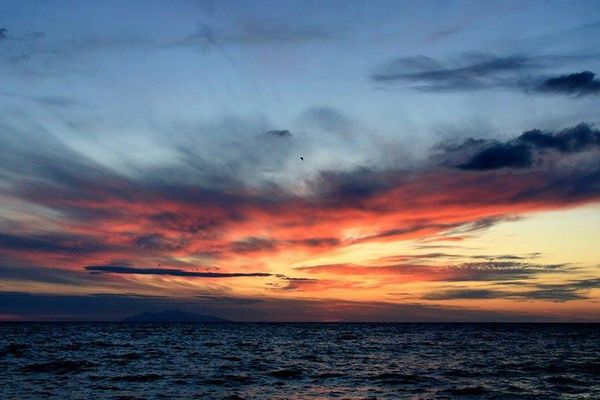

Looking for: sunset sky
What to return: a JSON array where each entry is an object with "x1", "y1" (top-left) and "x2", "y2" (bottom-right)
[{"x1": 0, "y1": 0, "x2": 599, "y2": 321}]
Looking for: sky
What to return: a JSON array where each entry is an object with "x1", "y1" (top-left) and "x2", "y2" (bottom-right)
[{"x1": 0, "y1": 0, "x2": 599, "y2": 321}]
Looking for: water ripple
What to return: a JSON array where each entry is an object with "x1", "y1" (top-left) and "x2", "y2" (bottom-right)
[{"x1": 1, "y1": 323, "x2": 599, "y2": 399}]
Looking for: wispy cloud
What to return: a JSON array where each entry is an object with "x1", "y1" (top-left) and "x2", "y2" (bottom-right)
[
  {"x1": 423, "y1": 278, "x2": 600, "y2": 302},
  {"x1": 1, "y1": 18, "x2": 337, "y2": 72},
  {"x1": 178, "y1": 19, "x2": 338, "y2": 48},
  {"x1": 296, "y1": 260, "x2": 566, "y2": 283},
  {"x1": 371, "y1": 52, "x2": 600, "y2": 96}
]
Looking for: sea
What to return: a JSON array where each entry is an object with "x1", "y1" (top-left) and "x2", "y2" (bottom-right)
[{"x1": 1, "y1": 323, "x2": 599, "y2": 399}]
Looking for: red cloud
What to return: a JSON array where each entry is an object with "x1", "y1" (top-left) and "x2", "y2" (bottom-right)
[{"x1": 2, "y1": 152, "x2": 599, "y2": 280}]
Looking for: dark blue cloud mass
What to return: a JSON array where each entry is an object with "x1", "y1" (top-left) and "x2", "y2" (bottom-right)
[
  {"x1": 537, "y1": 71, "x2": 600, "y2": 96},
  {"x1": 448, "y1": 123, "x2": 600, "y2": 170}
]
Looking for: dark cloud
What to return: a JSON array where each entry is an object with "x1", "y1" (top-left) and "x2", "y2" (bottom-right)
[
  {"x1": 227, "y1": 236, "x2": 339, "y2": 254},
  {"x1": 448, "y1": 216, "x2": 522, "y2": 234},
  {"x1": 0, "y1": 265, "x2": 95, "y2": 286},
  {"x1": 524, "y1": 279, "x2": 600, "y2": 301},
  {"x1": 0, "y1": 232, "x2": 114, "y2": 255},
  {"x1": 371, "y1": 53, "x2": 542, "y2": 89},
  {"x1": 149, "y1": 212, "x2": 225, "y2": 235},
  {"x1": 379, "y1": 251, "x2": 537, "y2": 263},
  {"x1": 280, "y1": 276, "x2": 317, "y2": 281},
  {"x1": 132, "y1": 234, "x2": 185, "y2": 252},
  {"x1": 0, "y1": 28, "x2": 44, "y2": 43},
  {"x1": 311, "y1": 167, "x2": 400, "y2": 205},
  {"x1": 459, "y1": 142, "x2": 532, "y2": 170},
  {"x1": 0, "y1": 264, "x2": 168, "y2": 293},
  {"x1": 471, "y1": 253, "x2": 538, "y2": 261},
  {"x1": 354, "y1": 222, "x2": 461, "y2": 243},
  {"x1": 447, "y1": 123, "x2": 600, "y2": 170},
  {"x1": 300, "y1": 106, "x2": 353, "y2": 137},
  {"x1": 424, "y1": 289, "x2": 501, "y2": 300},
  {"x1": 288, "y1": 237, "x2": 340, "y2": 248},
  {"x1": 265, "y1": 129, "x2": 292, "y2": 138},
  {"x1": 424, "y1": 278, "x2": 600, "y2": 302},
  {"x1": 427, "y1": 23, "x2": 466, "y2": 42},
  {"x1": 520, "y1": 287, "x2": 587, "y2": 301},
  {"x1": 439, "y1": 261, "x2": 566, "y2": 281},
  {"x1": 85, "y1": 265, "x2": 272, "y2": 278},
  {"x1": 518, "y1": 123, "x2": 600, "y2": 153},
  {"x1": 371, "y1": 52, "x2": 599, "y2": 95},
  {"x1": 360, "y1": 217, "x2": 517, "y2": 244},
  {"x1": 230, "y1": 237, "x2": 278, "y2": 254},
  {"x1": 296, "y1": 260, "x2": 565, "y2": 283},
  {"x1": 537, "y1": 71, "x2": 600, "y2": 96},
  {"x1": 275, "y1": 277, "x2": 320, "y2": 291},
  {"x1": 377, "y1": 252, "x2": 460, "y2": 262}
]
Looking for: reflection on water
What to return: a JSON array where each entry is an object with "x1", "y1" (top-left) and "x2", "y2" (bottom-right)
[{"x1": 1, "y1": 323, "x2": 599, "y2": 399}]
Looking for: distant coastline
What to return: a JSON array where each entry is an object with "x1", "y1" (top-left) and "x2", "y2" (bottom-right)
[{"x1": 121, "y1": 310, "x2": 231, "y2": 323}]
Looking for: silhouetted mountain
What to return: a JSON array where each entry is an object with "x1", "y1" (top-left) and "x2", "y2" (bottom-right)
[{"x1": 122, "y1": 310, "x2": 230, "y2": 323}]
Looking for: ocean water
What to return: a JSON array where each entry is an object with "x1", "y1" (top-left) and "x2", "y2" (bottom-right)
[{"x1": 1, "y1": 323, "x2": 599, "y2": 399}]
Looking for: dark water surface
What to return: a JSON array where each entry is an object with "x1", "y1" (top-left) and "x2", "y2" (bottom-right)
[{"x1": 1, "y1": 323, "x2": 599, "y2": 399}]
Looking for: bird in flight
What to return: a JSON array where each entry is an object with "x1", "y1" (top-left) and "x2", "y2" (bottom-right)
[{"x1": 300, "y1": 157, "x2": 304, "y2": 161}]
